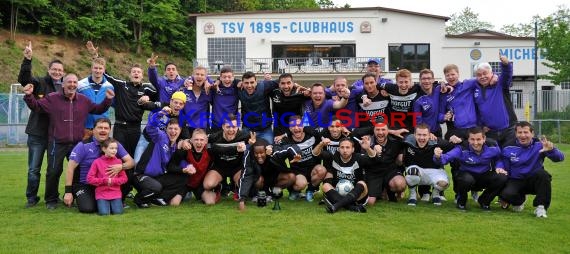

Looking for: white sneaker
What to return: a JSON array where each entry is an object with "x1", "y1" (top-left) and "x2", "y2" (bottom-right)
[
  {"x1": 512, "y1": 204, "x2": 525, "y2": 212},
  {"x1": 439, "y1": 195, "x2": 447, "y2": 202},
  {"x1": 420, "y1": 194, "x2": 430, "y2": 202},
  {"x1": 534, "y1": 205, "x2": 547, "y2": 218}
]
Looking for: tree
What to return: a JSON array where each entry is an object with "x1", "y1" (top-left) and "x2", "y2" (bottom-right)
[
  {"x1": 8, "y1": 0, "x2": 48, "y2": 41},
  {"x1": 318, "y1": 0, "x2": 335, "y2": 9},
  {"x1": 446, "y1": 7, "x2": 494, "y2": 35},
  {"x1": 538, "y1": 6, "x2": 570, "y2": 85},
  {"x1": 500, "y1": 16, "x2": 540, "y2": 37}
]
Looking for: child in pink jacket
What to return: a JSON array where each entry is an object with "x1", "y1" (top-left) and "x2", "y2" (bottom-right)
[{"x1": 87, "y1": 138, "x2": 128, "y2": 215}]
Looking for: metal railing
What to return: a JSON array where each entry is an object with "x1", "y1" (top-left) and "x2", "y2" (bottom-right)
[{"x1": 193, "y1": 57, "x2": 386, "y2": 74}]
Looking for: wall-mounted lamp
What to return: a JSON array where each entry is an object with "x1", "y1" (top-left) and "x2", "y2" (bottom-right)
[
  {"x1": 381, "y1": 18, "x2": 388, "y2": 23},
  {"x1": 474, "y1": 41, "x2": 480, "y2": 46}
]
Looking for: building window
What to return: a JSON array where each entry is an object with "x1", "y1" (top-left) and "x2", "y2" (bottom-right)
[
  {"x1": 388, "y1": 44, "x2": 430, "y2": 72},
  {"x1": 471, "y1": 62, "x2": 501, "y2": 77},
  {"x1": 489, "y1": 62, "x2": 501, "y2": 75},
  {"x1": 510, "y1": 89, "x2": 523, "y2": 109},
  {"x1": 561, "y1": 81, "x2": 570, "y2": 90},
  {"x1": 272, "y1": 44, "x2": 355, "y2": 59},
  {"x1": 207, "y1": 37, "x2": 246, "y2": 72}
]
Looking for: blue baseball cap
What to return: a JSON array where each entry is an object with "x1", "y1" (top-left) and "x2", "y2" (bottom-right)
[{"x1": 367, "y1": 58, "x2": 382, "y2": 65}]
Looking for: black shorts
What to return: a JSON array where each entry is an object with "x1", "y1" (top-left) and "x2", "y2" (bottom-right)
[{"x1": 365, "y1": 169, "x2": 402, "y2": 198}]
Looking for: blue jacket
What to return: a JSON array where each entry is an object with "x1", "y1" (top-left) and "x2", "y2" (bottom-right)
[
  {"x1": 501, "y1": 138, "x2": 564, "y2": 179},
  {"x1": 414, "y1": 85, "x2": 442, "y2": 134},
  {"x1": 439, "y1": 80, "x2": 478, "y2": 129},
  {"x1": 474, "y1": 63, "x2": 517, "y2": 130},
  {"x1": 181, "y1": 88, "x2": 213, "y2": 129},
  {"x1": 77, "y1": 76, "x2": 114, "y2": 129},
  {"x1": 148, "y1": 67, "x2": 185, "y2": 103},
  {"x1": 139, "y1": 114, "x2": 177, "y2": 177},
  {"x1": 436, "y1": 143, "x2": 504, "y2": 174}
]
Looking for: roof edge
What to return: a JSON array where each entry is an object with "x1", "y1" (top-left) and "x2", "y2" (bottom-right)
[{"x1": 188, "y1": 7, "x2": 450, "y2": 21}]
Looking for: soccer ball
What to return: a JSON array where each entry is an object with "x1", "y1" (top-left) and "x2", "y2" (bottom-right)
[{"x1": 335, "y1": 179, "x2": 354, "y2": 196}]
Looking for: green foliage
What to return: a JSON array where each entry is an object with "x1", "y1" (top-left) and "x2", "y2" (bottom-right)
[
  {"x1": 538, "y1": 7, "x2": 570, "y2": 85},
  {"x1": 0, "y1": 147, "x2": 569, "y2": 252},
  {"x1": 446, "y1": 7, "x2": 494, "y2": 35},
  {"x1": 500, "y1": 20, "x2": 536, "y2": 37},
  {"x1": 318, "y1": 0, "x2": 335, "y2": 9},
  {"x1": 1, "y1": 0, "x2": 320, "y2": 60}
]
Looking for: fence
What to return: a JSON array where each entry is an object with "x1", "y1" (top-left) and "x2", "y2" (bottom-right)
[
  {"x1": 193, "y1": 57, "x2": 386, "y2": 74},
  {"x1": 1, "y1": 86, "x2": 569, "y2": 145}
]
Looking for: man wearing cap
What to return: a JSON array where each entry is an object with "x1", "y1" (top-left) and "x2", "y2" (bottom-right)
[
  {"x1": 352, "y1": 58, "x2": 393, "y2": 90},
  {"x1": 134, "y1": 91, "x2": 190, "y2": 163}
]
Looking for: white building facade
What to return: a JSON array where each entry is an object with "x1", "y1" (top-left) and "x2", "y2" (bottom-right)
[{"x1": 192, "y1": 7, "x2": 559, "y2": 92}]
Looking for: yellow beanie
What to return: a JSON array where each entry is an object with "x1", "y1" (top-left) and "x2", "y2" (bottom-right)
[{"x1": 171, "y1": 91, "x2": 187, "y2": 103}]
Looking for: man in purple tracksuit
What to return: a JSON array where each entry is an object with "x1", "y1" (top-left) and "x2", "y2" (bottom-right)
[
  {"x1": 147, "y1": 53, "x2": 185, "y2": 103},
  {"x1": 325, "y1": 76, "x2": 365, "y2": 128},
  {"x1": 303, "y1": 83, "x2": 349, "y2": 128},
  {"x1": 414, "y1": 69, "x2": 443, "y2": 137},
  {"x1": 473, "y1": 54, "x2": 517, "y2": 147},
  {"x1": 211, "y1": 66, "x2": 240, "y2": 132},
  {"x1": 63, "y1": 118, "x2": 134, "y2": 213},
  {"x1": 439, "y1": 64, "x2": 478, "y2": 140},
  {"x1": 23, "y1": 73, "x2": 114, "y2": 209},
  {"x1": 500, "y1": 122, "x2": 564, "y2": 218},
  {"x1": 434, "y1": 127, "x2": 508, "y2": 211}
]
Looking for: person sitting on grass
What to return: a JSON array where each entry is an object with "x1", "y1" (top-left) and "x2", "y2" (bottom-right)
[
  {"x1": 63, "y1": 118, "x2": 134, "y2": 213},
  {"x1": 317, "y1": 136, "x2": 378, "y2": 213},
  {"x1": 167, "y1": 128, "x2": 212, "y2": 203},
  {"x1": 86, "y1": 138, "x2": 128, "y2": 215},
  {"x1": 499, "y1": 121, "x2": 565, "y2": 218}
]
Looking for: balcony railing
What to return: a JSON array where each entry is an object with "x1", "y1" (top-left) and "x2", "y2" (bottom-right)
[{"x1": 192, "y1": 57, "x2": 386, "y2": 74}]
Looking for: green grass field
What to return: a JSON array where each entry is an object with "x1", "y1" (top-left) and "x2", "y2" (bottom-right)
[{"x1": 1, "y1": 145, "x2": 569, "y2": 253}]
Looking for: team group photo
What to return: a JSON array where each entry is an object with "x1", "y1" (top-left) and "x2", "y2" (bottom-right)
[{"x1": 1, "y1": 0, "x2": 569, "y2": 253}]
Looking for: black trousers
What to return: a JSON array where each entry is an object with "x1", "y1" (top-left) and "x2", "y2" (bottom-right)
[
  {"x1": 455, "y1": 170, "x2": 507, "y2": 206},
  {"x1": 500, "y1": 170, "x2": 552, "y2": 209},
  {"x1": 485, "y1": 126, "x2": 515, "y2": 148},
  {"x1": 134, "y1": 173, "x2": 188, "y2": 204},
  {"x1": 72, "y1": 183, "x2": 97, "y2": 213},
  {"x1": 113, "y1": 123, "x2": 141, "y2": 199},
  {"x1": 45, "y1": 142, "x2": 75, "y2": 204}
]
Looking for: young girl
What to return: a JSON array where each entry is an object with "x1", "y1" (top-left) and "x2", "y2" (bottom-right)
[{"x1": 87, "y1": 138, "x2": 128, "y2": 215}]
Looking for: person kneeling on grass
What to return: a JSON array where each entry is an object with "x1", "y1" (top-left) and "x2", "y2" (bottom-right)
[
  {"x1": 133, "y1": 114, "x2": 186, "y2": 208},
  {"x1": 168, "y1": 128, "x2": 212, "y2": 204},
  {"x1": 63, "y1": 118, "x2": 134, "y2": 213},
  {"x1": 238, "y1": 139, "x2": 302, "y2": 211},
  {"x1": 499, "y1": 121, "x2": 565, "y2": 218},
  {"x1": 434, "y1": 127, "x2": 508, "y2": 211},
  {"x1": 316, "y1": 136, "x2": 378, "y2": 213},
  {"x1": 86, "y1": 138, "x2": 128, "y2": 215},
  {"x1": 402, "y1": 123, "x2": 457, "y2": 206}
]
